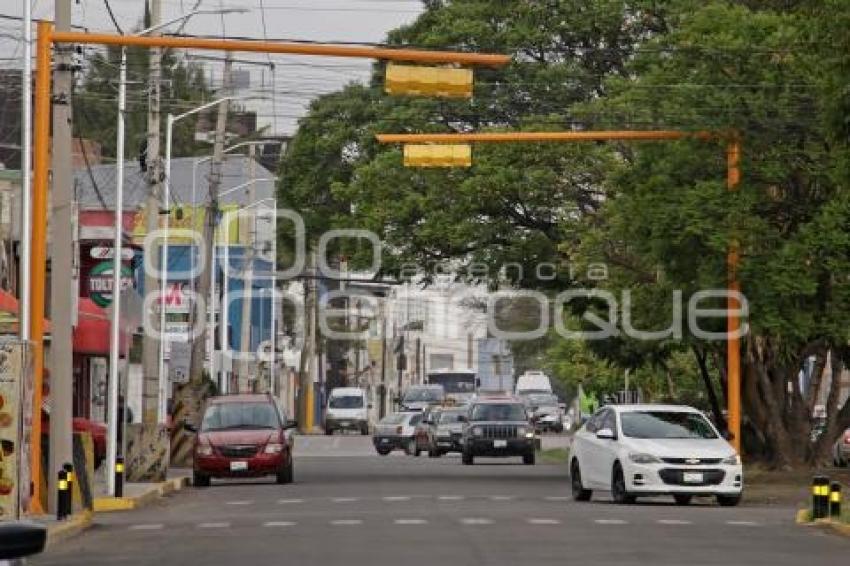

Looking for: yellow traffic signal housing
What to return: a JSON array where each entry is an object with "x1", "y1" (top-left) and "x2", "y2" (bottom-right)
[
  {"x1": 403, "y1": 144, "x2": 472, "y2": 167},
  {"x1": 385, "y1": 63, "x2": 473, "y2": 98}
]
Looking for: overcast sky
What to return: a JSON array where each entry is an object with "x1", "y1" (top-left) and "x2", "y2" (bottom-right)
[{"x1": 1, "y1": 0, "x2": 424, "y2": 136}]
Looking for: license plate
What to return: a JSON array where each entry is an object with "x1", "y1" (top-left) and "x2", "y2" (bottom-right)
[
  {"x1": 380, "y1": 438, "x2": 390, "y2": 444},
  {"x1": 340, "y1": 422, "x2": 350, "y2": 427},
  {"x1": 494, "y1": 440, "x2": 507, "y2": 448},
  {"x1": 230, "y1": 461, "x2": 248, "y2": 472},
  {"x1": 683, "y1": 472, "x2": 703, "y2": 483}
]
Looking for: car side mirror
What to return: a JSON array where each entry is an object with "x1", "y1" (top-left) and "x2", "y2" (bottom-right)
[
  {"x1": 285, "y1": 419, "x2": 298, "y2": 430},
  {"x1": 457, "y1": 415, "x2": 468, "y2": 423},
  {"x1": 722, "y1": 430, "x2": 734, "y2": 442},
  {"x1": 0, "y1": 522, "x2": 47, "y2": 560},
  {"x1": 596, "y1": 428, "x2": 615, "y2": 440},
  {"x1": 182, "y1": 421, "x2": 197, "y2": 433}
]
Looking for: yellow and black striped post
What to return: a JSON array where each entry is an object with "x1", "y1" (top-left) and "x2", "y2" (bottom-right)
[
  {"x1": 812, "y1": 476, "x2": 830, "y2": 519},
  {"x1": 829, "y1": 482, "x2": 842, "y2": 518},
  {"x1": 115, "y1": 456, "x2": 125, "y2": 497},
  {"x1": 57, "y1": 469, "x2": 69, "y2": 520},
  {"x1": 63, "y1": 463, "x2": 74, "y2": 516}
]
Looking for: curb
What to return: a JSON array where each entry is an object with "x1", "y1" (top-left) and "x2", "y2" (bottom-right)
[
  {"x1": 46, "y1": 510, "x2": 93, "y2": 549},
  {"x1": 94, "y1": 476, "x2": 190, "y2": 512}
]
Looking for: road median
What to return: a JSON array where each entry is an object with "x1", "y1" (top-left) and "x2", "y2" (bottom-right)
[{"x1": 94, "y1": 475, "x2": 190, "y2": 512}]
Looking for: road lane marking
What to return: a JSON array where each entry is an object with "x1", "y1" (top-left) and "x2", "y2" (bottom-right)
[
  {"x1": 278, "y1": 498, "x2": 304, "y2": 504},
  {"x1": 726, "y1": 521, "x2": 760, "y2": 526},
  {"x1": 198, "y1": 522, "x2": 230, "y2": 529},
  {"x1": 527, "y1": 518, "x2": 561, "y2": 525},
  {"x1": 594, "y1": 519, "x2": 628, "y2": 525},
  {"x1": 461, "y1": 518, "x2": 494, "y2": 525},
  {"x1": 332, "y1": 497, "x2": 359, "y2": 503},
  {"x1": 128, "y1": 524, "x2": 164, "y2": 531},
  {"x1": 226, "y1": 500, "x2": 253, "y2": 506},
  {"x1": 657, "y1": 519, "x2": 693, "y2": 525},
  {"x1": 544, "y1": 496, "x2": 570, "y2": 502},
  {"x1": 489, "y1": 495, "x2": 515, "y2": 501},
  {"x1": 394, "y1": 519, "x2": 428, "y2": 525},
  {"x1": 330, "y1": 519, "x2": 363, "y2": 526},
  {"x1": 264, "y1": 521, "x2": 297, "y2": 527},
  {"x1": 438, "y1": 495, "x2": 465, "y2": 501},
  {"x1": 383, "y1": 496, "x2": 412, "y2": 502}
]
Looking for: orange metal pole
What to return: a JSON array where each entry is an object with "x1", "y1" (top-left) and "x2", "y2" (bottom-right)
[
  {"x1": 49, "y1": 31, "x2": 511, "y2": 67},
  {"x1": 376, "y1": 130, "x2": 714, "y2": 144},
  {"x1": 726, "y1": 137, "x2": 742, "y2": 454},
  {"x1": 28, "y1": 20, "x2": 52, "y2": 515}
]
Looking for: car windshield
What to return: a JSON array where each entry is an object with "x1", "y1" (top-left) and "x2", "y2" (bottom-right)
[
  {"x1": 329, "y1": 395, "x2": 363, "y2": 409},
  {"x1": 403, "y1": 388, "x2": 443, "y2": 403},
  {"x1": 379, "y1": 413, "x2": 405, "y2": 425},
  {"x1": 620, "y1": 411, "x2": 718, "y2": 439},
  {"x1": 407, "y1": 414, "x2": 423, "y2": 426},
  {"x1": 439, "y1": 411, "x2": 465, "y2": 424},
  {"x1": 525, "y1": 394, "x2": 558, "y2": 407},
  {"x1": 470, "y1": 403, "x2": 527, "y2": 422},
  {"x1": 201, "y1": 402, "x2": 279, "y2": 432}
]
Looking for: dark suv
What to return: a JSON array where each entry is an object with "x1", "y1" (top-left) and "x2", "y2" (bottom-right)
[{"x1": 460, "y1": 399, "x2": 536, "y2": 465}]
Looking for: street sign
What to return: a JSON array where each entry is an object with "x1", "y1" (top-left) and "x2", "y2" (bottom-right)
[{"x1": 169, "y1": 341, "x2": 191, "y2": 384}]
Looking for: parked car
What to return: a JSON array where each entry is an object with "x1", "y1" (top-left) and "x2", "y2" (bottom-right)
[
  {"x1": 569, "y1": 404, "x2": 742, "y2": 506},
  {"x1": 187, "y1": 393, "x2": 297, "y2": 487},
  {"x1": 372, "y1": 412, "x2": 423, "y2": 456},
  {"x1": 399, "y1": 384, "x2": 445, "y2": 412},
  {"x1": 0, "y1": 522, "x2": 46, "y2": 565},
  {"x1": 460, "y1": 399, "x2": 536, "y2": 465},
  {"x1": 431, "y1": 407, "x2": 468, "y2": 456},
  {"x1": 523, "y1": 393, "x2": 564, "y2": 433},
  {"x1": 325, "y1": 387, "x2": 370, "y2": 435},
  {"x1": 833, "y1": 428, "x2": 850, "y2": 467}
]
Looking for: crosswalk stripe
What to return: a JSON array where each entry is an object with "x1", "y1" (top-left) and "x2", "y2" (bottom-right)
[
  {"x1": 594, "y1": 519, "x2": 628, "y2": 525},
  {"x1": 198, "y1": 522, "x2": 230, "y2": 529},
  {"x1": 128, "y1": 524, "x2": 163, "y2": 531},
  {"x1": 461, "y1": 518, "x2": 494, "y2": 525}
]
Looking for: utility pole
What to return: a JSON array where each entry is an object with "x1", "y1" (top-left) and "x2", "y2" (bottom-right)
[
  {"x1": 141, "y1": 0, "x2": 163, "y2": 427},
  {"x1": 189, "y1": 53, "x2": 232, "y2": 386},
  {"x1": 238, "y1": 146, "x2": 257, "y2": 393},
  {"x1": 47, "y1": 0, "x2": 74, "y2": 514},
  {"x1": 297, "y1": 252, "x2": 317, "y2": 433}
]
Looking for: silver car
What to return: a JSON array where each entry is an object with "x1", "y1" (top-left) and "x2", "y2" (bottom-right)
[
  {"x1": 432, "y1": 408, "x2": 468, "y2": 456},
  {"x1": 372, "y1": 412, "x2": 423, "y2": 456}
]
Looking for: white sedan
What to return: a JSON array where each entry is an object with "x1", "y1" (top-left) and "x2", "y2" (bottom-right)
[{"x1": 569, "y1": 404, "x2": 742, "y2": 506}]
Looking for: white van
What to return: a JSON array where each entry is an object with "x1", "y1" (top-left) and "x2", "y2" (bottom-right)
[
  {"x1": 325, "y1": 387, "x2": 370, "y2": 435},
  {"x1": 515, "y1": 370, "x2": 553, "y2": 395}
]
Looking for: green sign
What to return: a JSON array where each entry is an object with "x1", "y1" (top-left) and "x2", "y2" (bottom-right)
[{"x1": 88, "y1": 261, "x2": 134, "y2": 308}]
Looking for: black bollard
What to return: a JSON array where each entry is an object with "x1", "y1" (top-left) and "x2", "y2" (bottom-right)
[
  {"x1": 830, "y1": 482, "x2": 842, "y2": 519},
  {"x1": 63, "y1": 463, "x2": 74, "y2": 516},
  {"x1": 115, "y1": 456, "x2": 125, "y2": 497},
  {"x1": 812, "y1": 476, "x2": 830, "y2": 520},
  {"x1": 57, "y1": 470, "x2": 68, "y2": 520}
]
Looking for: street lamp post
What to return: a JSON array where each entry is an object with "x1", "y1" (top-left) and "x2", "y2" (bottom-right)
[{"x1": 106, "y1": 7, "x2": 248, "y2": 496}]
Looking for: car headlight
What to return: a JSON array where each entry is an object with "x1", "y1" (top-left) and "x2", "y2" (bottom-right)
[
  {"x1": 196, "y1": 444, "x2": 213, "y2": 457},
  {"x1": 722, "y1": 453, "x2": 741, "y2": 465},
  {"x1": 264, "y1": 443, "x2": 284, "y2": 454},
  {"x1": 628, "y1": 452, "x2": 661, "y2": 464},
  {"x1": 472, "y1": 426, "x2": 483, "y2": 437}
]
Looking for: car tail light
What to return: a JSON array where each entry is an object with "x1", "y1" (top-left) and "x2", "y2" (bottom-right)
[{"x1": 396, "y1": 426, "x2": 403, "y2": 434}]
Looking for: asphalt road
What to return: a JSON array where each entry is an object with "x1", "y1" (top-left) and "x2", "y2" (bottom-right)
[{"x1": 35, "y1": 435, "x2": 849, "y2": 566}]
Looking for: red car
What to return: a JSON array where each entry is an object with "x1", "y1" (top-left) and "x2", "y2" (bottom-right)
[{"x1": 187, "y1": 393, "x2": 297, "y2": 487}]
